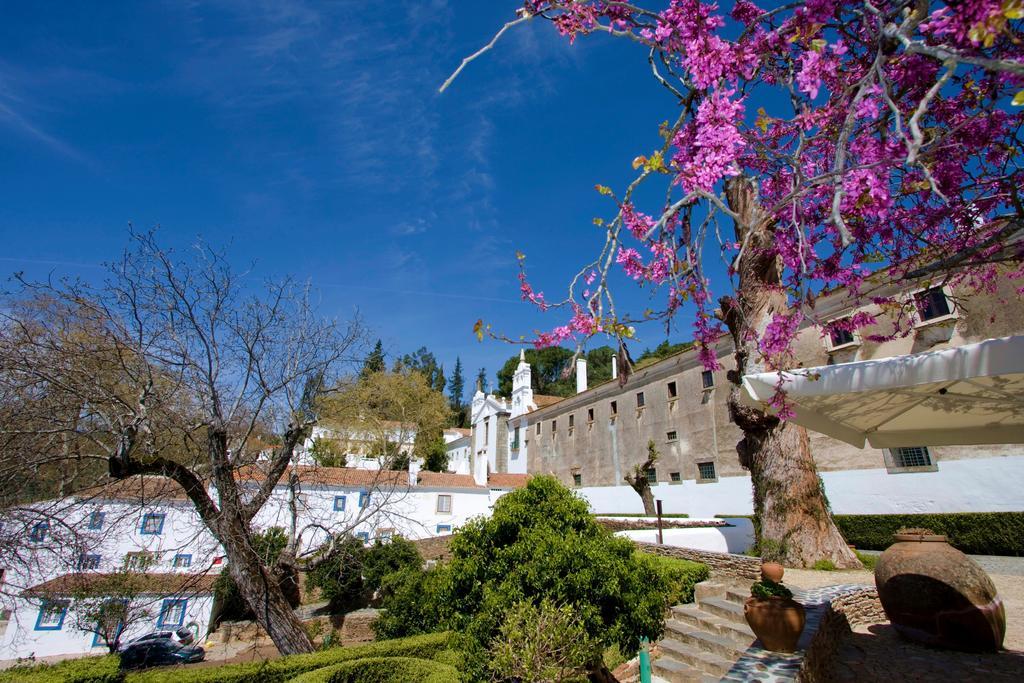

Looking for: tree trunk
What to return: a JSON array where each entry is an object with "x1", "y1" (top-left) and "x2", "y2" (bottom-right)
[
  {"x1": 224, "y1": 526, "x2": 315, "y2": 654},
  {"x1": 721, "y1": 176, "x2": 860, "y2": 569},
  {"x1": 636, "y1": 482, "x2": 656, "y2": 516}
]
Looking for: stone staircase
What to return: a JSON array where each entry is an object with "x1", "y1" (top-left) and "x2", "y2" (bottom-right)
[{"x1": 653, "y1": 581, "x2": 756, "y2": 682}]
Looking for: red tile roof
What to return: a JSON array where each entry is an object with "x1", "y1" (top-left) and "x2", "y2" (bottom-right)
[
  {"x1": 25, "y1": 572, "x2": 218, "y2": 597},
  {"x1": 530, "y1": 395, "x2": 563, "y2": 411},
  {"x1": 488, "y1": 473, "x2": 532, "y2": 489},
  {"x1": 235, "y1": 464, "x2": 408, "y2": 488},
  {"x1": 416, "y1": 471, "x2": 483, "y2": 489},
  {"x1": 74, "y1": 476, "x2": 191, "y2": 502}
]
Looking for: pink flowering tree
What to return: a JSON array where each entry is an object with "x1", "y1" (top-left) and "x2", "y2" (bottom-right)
[{"x1": 452, "y1": 1, "x2": 1024, "y2": 567}]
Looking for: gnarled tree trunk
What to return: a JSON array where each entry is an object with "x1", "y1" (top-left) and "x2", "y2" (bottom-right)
[
  {"x1": 624, "y1": 441, "x2": 659, "y2": 516},
  {"x1": 721, "y1": 176, "x2": 859, "y2": 569}
]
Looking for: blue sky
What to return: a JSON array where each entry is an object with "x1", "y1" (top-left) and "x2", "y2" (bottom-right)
[{"x1": 0, "y1": 1, "x2": 698, "y2": 398}]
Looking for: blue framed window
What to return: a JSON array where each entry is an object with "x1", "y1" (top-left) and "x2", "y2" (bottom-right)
[
  {"x1": 172, "y1": 554, "x2": 192, "y2": 568},
  {"x1": 157, "y1": 599, "x2": 187, "y2": 627},
  {"x1": 355, "y1": 531, "x2": 369, "y2": 543},
  {"x1": 88, "y1": 511, "x2": 106, "y2": 530},
  {"x1": 333, "y1": 495, "x2": 347, "y2": 512},
  {"x1": 436, "y1": 524, "x2": 451, "y2": 534},
  {"x1": 358, "y1": 491, "x2": 369, "y2": 509},
  {"x1": 78, "y1": 553, "x2": 101, "y2": 570},
  {"x1": 140, "y1": 513, "x2": 165, "y2": 535},
  {"x1": 29, "y1": 521, "x2": 49, "y2": 543},
  {"x1": 34, "y1": 600, "x2": 69, "y2": 631}
]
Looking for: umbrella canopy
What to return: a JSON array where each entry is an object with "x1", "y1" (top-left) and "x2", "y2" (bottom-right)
[{"x1": 740, "y1": 335, "x2": 1024, "y2": 449}]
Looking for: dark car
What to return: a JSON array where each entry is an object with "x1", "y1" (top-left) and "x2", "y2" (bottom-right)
[
  {"x1": 124, "y1": 628, "x2": 195, "y2": 648},
  {"x1": 119, "y1": 639, "x2": 205, "y2": 669}
]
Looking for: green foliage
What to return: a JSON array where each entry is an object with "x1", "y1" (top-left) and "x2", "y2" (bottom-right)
[
  {"x1": 448, "y1": 358, "x2": 465, "y2": 419},
  {"x1": 0, "y1": 655, "x2": 122, "y2": 683},
  {"x1": 375, "y1": 476, "x2": 672, "y2": 680},
  {"x1": 634, "y1": 340, "x2": 694, "y2": 369},
  {"x1": 396, "y1": 347, "x2": 446, "y2": 393},
  {"x1": 214, "y1": 527, "x2": 290, "y2": 622},
  {"x1": 599, "y1": 513, "x2": 690, "y2": 518},
  {"x1": 125, "y1": 632, "x2": 453, "y2": 683},
  {"x1": 487, "y1": 598, "x2": 600, "y2": 683},
  {"x1": 309, "y1": 437, "x2": 347, "y2": 468},
  {"x1": 833, "y1": 512, "x2": 1024, "y2": 556},
  {"x1": 361, "y1": 340, "x2": 386, "y2": 379},
  {"x1": 287, "y1": 656, "x2": 461, "y2": 683},
  {"x1": 495, "y1": 346, "x2": 616, "y2": 398},
  {"x1": 362, "y1": 537, "x2": 422, "y2": 596},
  {"x1": 854, "y1": 551, "x2": 878, "y2": 571},
  {"x1": 811, "y1": 559, "x2": 837, "y2": 571},
  {"x1": 306, "y1": 535, "x2": 368, "y2": 613},
  {"x1": 413, "y1": 427, "x2": 448, "y2": 472},
  {"x1": 642, "y1": 554, "x2": 710, "y2": 605},
  {"x1": 750, "y1": 580, "x2": 793, "y2": 599}
]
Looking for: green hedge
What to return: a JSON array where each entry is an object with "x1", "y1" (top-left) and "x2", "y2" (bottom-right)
[
  {"x1": 287, "y1": 656, "x2": 461, "y2": 683},
  {"x1": 0, "y1": 655, "x2": 122, "y2": 683},
  {"x1": 834, "y1": 512, "x2": 1024, "y2": 556},
  {"x1": 126, "y1": 632, "x2": 453, "y2": 683},
  {"x1": 641, "y1": 554, "x2": 710, "y2": 605}
]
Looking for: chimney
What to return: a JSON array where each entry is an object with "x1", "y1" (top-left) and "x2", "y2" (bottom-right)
[
  {"x1": 473, "y1": 449, "x2": 488, "y2": 487},
  {"x1": 611, "y1": 354, "x2": 618, "y2": 380},
  {"x1": 576, "y1": 357, "x2": 588, "y2": 394},
  {"x1": 408, "y1": 457, "x2": 421, "y2": 487}
]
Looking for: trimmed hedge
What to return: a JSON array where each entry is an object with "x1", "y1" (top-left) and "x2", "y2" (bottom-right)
[
  {"x1": 287, "y1": 656, "x2": 461, "y2": 683},
  {"x1": 642, "y1": 554, "x2": 710, "y2": 605},
  {"x1": 834, "y1": 512, "x2": 1024, "y2": 556},
  {"x1": 125, "y1": 632, "x2": 453, "y2": 683},
  {"x1": 0, "y1": 655, "x2": 122, "y2": 683}
]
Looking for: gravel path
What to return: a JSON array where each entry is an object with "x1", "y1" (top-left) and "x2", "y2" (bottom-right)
[{"x1": 857, "y1": 550, "x2": 1024, "y2": 577}]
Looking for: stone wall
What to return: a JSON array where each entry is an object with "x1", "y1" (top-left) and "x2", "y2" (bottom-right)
[
  {"x1": 799, "y1": 588, "x2": 884, "y2": 683},
  {"x1": 635, "y1": 541, "x2": 761, "y2": 581},
  {"x1": 412, "y1": 533, "x2": 454, "y2": 562}
]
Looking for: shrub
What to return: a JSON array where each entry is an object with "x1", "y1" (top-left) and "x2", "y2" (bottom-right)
[
  {"x1": 811, "y1": 559, "x2": 836, "y2": 571},
  {"x1": 0, "y1": 655, "x2": 122, "y2": 683},
  {"x1": 855, "y1": 551, "x2": 878, "y2": 571},
  {"x1": 306, "y1": 535, "x2": 369, "y2": 613},
  {"x1": 362, "y1": 536, "x2": 422, "y2": 596},
  {"x1": 642, "y1": 554, "x2": 710, "y2": 605},
  {"x1": 487, "y1": 599, "x2": 600, "y2": 683},
  {"x1": 750, "y1": 580, "x2": 792, "y2": 599},
  {"x1": 834, "y1": 512, "x2": 1024, "y2": 556},
  {"x1": 286, "y1": 656, "x2": 461, "y2": 683},
  {"x1": 125, "y1": 632, "x2": 452, "y2": 683},
  {"x1": 375, "y1": 476, "x2": 672, "y2": 680}
]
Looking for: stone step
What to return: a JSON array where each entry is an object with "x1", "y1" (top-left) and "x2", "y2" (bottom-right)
[
  {"x1": 659, "y1": 637, "x2": 734, "y2": 677},
  {"x1": 698, "y1": 597, "x2": 746, "y2": 624},
  {"x1": 668, "y1": 608, "x2": 756, "y2": 645},
  {"x1": 666, "y1": 621, "x2": 752, "y2": 662},
  {"x1": 652, "y1": 655, "x2": 713, "y2": 683},
  {"x1": 724, "y1": 588, "x2": 749, "y2": 605}
]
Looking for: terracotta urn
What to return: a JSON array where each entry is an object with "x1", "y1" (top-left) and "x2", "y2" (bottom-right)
[
  {"x1": 875, "y1": 531, "x2": 1005, "y2": 652},
  {"x1": 761, "y1": 561, "x2": 785, "y2": 583},
  {"x1": 744, "y1": 597, "x2": 806, "y2": 653}
]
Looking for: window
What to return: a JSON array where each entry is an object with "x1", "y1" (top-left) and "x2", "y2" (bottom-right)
[
  {"x1": 670, "y1": 472, "x2": 682, "y2": 484},
  {"x1": 572, "y1": 473, "x2": 582, "y2": 487},
  {"x1": 666, "y1": 430, "x2": 678, "y2": 442},
  {"x1": 610, "y1": 401, "x2": 618, "y2": 416},
  {"x1": 667, "y1": 381, "x2": 678, "y2": 399},
  {"x1": 88, "y1": 511, "x2": 106, "y2": 530},
  {"x1": 697, "y1": 461, "x2": 717, "y2": 481},
  {"x1": 333, "y1": 495, "x2": 347, "y2": 512},
  {"x1": 78, "y1": 553, "x2": 101, "y2": 571},
  {"x1": 701, "y1": 370, "x2": 715, "y2": 389},
  {"x1": 886, "y1": 446, "x2": 936, "y2": 471},
  {"x1": 915, "y1": 287, "x2": 952, "y2": 322},
  {"x1": 636, "y1": 392, "x2": 645, "y2": 408},
  {"x1": 358, "y1": 491, "x2": 370, "y2": 509},
  {"x1": 34, "y1": 600, "x2": 69, "y2": 631},
  {"x1": 587, "y1": 408, "x2": 594, "y2": 423},
  {"x1": 124, "y1": 552, "x2": 156, "y2": 571},
  {"x1": 568, "y1": 415, "x2": 575, "y2": 429},
  {"x1": 645, "y1": 469, "x2": 657, "y2": 485},
  {"x1": 512, "y1": 426, "x2": 520, "y2": 450},
  {"x1": 551, "y1": 420, "x2": 557, "y2": 435},
  {"x1": 436, "y1": 524, "x2": 452, "y2": 534},
  {"x1": 28, "y1": 521, "x2": 48, "y2": 543},
  {"x1": 484, "y1": 420, "x2": 490, "y2": 444},
  {"x1": 172, "y1": 554, "x2": 192, "y2": 568},
  {"x1": 436, "y1": 494, "x2": 452, "y2": 514},
  {"x1": 158, "y1": 599, "x2": 187, "y2": 628},
  {"x1": 377, "y1": 528, "x2": 394, "y2": 541},
  {"x1": 140, "y1": 513, "x2": 165, "y2": 535},
  {"x1": 355, "y1": 531, "x2": 370, "y2": 543},
  {"x1": 536, "y1": 423, "x2": 541, "y2": 435},
  {"x1": 828, "y1": 322, "x2": 856, "y2": 349}
]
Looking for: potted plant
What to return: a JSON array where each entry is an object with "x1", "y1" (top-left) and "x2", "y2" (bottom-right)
[{"x1": 743, "y1": 579, "x2": 806, "y2": 653}]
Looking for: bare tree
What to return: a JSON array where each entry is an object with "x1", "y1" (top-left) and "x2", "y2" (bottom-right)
[
  {"x1": 0, "y1": 231, "x2": 362, "y2": 655},
  {"x1": 623, "y1": 440, "x2": 659, "y2": 516}
]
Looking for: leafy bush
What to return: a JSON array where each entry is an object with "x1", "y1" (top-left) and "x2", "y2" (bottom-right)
[
  {"x1": 286, "y1": 656, "x2": 461, "y2": 683},
  {"x1": 487, "y1": 599, "x2": 599, "y2": 683},
  {"x1": 855, "y1": 551, "x2": 878, "y2": 571},
  {"x1": 0, "y1": 655, "x2": 122, "y2": 683},
  {"x1": 213, "y1": 527, "x2": 292, "y2": 622},
  {"x1": 125, "y1": 632, "x2": 452, "y2": 683},
  {"x1": 834, "y1": 512, "x2": 1024, "y2": 556},
  {"x1": 362, "y1": 537, "x2": 422, "y2": 596},
  {"x1": 375, "y1": 476, "x2": 674, "y2": 680},
  {"x1": 642, "y1": 554, "x2": 710, "y2": 605},
  {"x1": 750, "y1": 580, "x2": 792, "y2": 599},
  {"x1": 307, "y1": 536, "x2": 423, "y2": 613},
  {"x1": 811, "y1": 559, "x2": 836, "y2": 571}
]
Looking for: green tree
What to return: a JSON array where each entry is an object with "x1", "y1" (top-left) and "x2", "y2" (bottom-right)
[
  {"x1": 213, "y1": 527, "x2": 294, "y2": 623},
  {"x1": 308, "y1": 436, "x2": 347, "y2": 468},
  {"x1": 488, "y1": 599, "x2": 601, "y2": 683},
  {"x1": 361, "y1": 340, "x2": 386, "y2": 379},
  {"x1": 305, "y1": 535, "x2": 367, "y2": 613},
  {"x1": 374, "y1": 476, "x2": 670, "y2": 681},
  {"x1": 397, "y1": 347, "x2": 446, "y2": 392},
  {"x1": 448, "y1": 358, "x2": 464, "y2": 413},
  {"x1": 476, "y1": 367, "x2": 488, "y2": 394},
  {"x1": 496, "y1": 346, "x2": 618, "y2": 398},
  {"x1": 414, "y1": 426, "x2": 449, "y2": 472},
  {"x1": 635, "y1": 340, "x2": 695, "y2": 369}
]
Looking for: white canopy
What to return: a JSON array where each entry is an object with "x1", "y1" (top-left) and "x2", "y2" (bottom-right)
[{"x1": 740, "y1": 335, "x2": 1024, "y2": 449}]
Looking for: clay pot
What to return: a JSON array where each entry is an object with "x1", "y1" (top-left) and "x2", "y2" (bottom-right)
[
  {"x1": 760, "y1": 561, "x2": 785, "y2": 583},
  {"x1": 875, "y1": 531, "x2": 1005, "y2": 652},
  {"x1": 744, "y1": 597, "x2": 806, "y2": 653}
]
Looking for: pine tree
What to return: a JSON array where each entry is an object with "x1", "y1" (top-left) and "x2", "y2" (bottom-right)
[
  {"x1": 477, "y1": 367, "x2": 488, "y2": 393},
  {"x1": 361, "y1": 340, "x2": 386, "y2": 379},
  {"x1": 449, "y1": 358, "x2": 465, "y2": 413}
]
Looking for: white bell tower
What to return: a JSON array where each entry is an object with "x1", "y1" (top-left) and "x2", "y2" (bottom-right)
[{"x1": 511, "y1": 349, "x2": 533, "y2": 419}]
